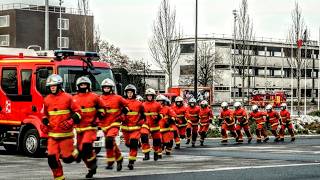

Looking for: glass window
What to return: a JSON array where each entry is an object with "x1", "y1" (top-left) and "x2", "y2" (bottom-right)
[
  {"x1": 180, "y1": 43, "x2": 194, "y2": 53},
  {"x1": 0, "y1": 15, "x2": 9, "y2": 27},
  {"x1": 1, "y1": 68, "x2": 18, "y2": 94},
  {"x1": 21, "y1": 70, "x2": 32, "y2": 95},
  {"x1": 0, "y1": 35, "x2": 9, "y2": 46},
  {"x1": 36, "y1": 67, "x2": 53, "y2": 96},
  {"x1": 180, "y1": 65, "x2": 194, "y2": 75},
  {"x1": 57, "y1": 18, "x2": 69, "y2": 30},
  {"x1": 57, "y1": 37, "x2": 69, "y2": 48}
]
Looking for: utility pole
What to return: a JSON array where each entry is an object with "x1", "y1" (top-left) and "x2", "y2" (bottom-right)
[
  {"x1": 232, "y1": 9, "x2": 237, "y2": 103},
  {"x1": 59, "y1": 0, "x2": 63, "y2": 50},
  {"x1": 45, "y1": 0, "x2": 49, "y2": 50},
  {"x1": 194, "y1": 0, "x2": 198, "y2": 99}
]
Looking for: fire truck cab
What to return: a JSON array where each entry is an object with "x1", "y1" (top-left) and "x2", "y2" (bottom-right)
[{"x1": 0, "y1": 50, "x2": 114, "y2": 156}]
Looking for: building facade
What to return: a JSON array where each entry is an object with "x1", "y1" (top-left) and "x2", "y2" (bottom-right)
[
  {"x1": 0, "y1": 3, "x2": 94, "y2": 51},
  {"x1": 174, "y1": 34, "x2": 320, "y2": 104}
]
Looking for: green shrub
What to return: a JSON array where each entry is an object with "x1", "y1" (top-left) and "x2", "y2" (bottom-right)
[{"x1": 308, "y1": 110, "x2": 320, "y2": 117}]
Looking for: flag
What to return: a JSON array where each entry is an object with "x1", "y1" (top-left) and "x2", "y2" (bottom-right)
[{"x1": 297, "y1": 39, "x2": 303, "y2": 48}]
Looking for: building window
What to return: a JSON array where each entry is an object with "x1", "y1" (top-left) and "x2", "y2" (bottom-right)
[
  {"x1": 0, "y1": 15, "x2": 9, "y2": 27},
  {"x1": 0, "y1": 35, "x2": 9, "y2": 46},
  {"x1": 180, "y1": 65, "x2": 194, "y2": 75},
  {"x1": 180, "y1": 43, "x2": 194, "y2": 53},
  {"x1": 57, "y1": 18, "x2": 69, "y2": 30},
  {"x1": 57, "y1": 37, "x2": 69, "y2": 48},
  {"x1": 1, "y1": 68, "x2": 18, "y2": 94}
]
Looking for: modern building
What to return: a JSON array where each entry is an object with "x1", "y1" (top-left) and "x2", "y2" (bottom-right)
[
  {"x1": 0, "y1": 3, "x2": 94, "y2": 51},
  {"x1": 173, "y1": 34, "x2": 320, "y2": 104}
]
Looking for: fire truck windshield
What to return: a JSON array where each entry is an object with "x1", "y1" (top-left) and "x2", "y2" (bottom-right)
[{"x1": 58, "y1": 66, "x2": 114, "y2": 94}]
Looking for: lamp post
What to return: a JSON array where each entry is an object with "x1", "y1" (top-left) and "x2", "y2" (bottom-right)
[
  {"x1": 45, "y1": 0, "x2": 49, "y2": 50},
  {"x1": 59, "y1": 0, "x2": 63, "y2": 50},
  {"x1": 232, "y1": 9, "x2": 237, "y2": 103},
  {"x1": 194, "y1": 0, "x2": 198, "y2": 99}
]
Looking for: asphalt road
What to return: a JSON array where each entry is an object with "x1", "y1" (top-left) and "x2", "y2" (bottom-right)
[{"x1": 1, "y1": 135, "x2": 320, "y2": 180}]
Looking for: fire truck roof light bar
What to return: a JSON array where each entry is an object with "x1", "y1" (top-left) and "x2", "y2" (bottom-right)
[{"x1": 54, "y1": 50, "x2": 99, "y2": 58}]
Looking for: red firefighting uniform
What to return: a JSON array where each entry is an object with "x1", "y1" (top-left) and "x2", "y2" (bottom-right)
[
  {"x1": 198, "y1": 106, "x2": 213, "y2": 144},
  {"x1": 219, "y1": 109, "x2": 237, "y2": 142},
  {"x1": 99, "y1": 94, "x2": 128, "y2": 166},
  {"x1": 279, "y1": 109, "x2": 295, "y2": 139},
  {"x1": 73, "y1": 92, "x2": 105, "y2": 171},
  {"x1": 43, "y1": 91, "x2": 81, "y2": 180},
  {"x1": 121, "y1": 98, "x2": 144, "y2": 162},
  {"x1": 159, "y1": 105, "x2": 176, "y2": 154},
  {"x1": 266, "y1": 110, "x2": 280, "y2": 139},
  {"x1": 249, "y1": 111, "x2": 268, "y2": 141},
  {"x1": 186, "y1": 105, "x2": 201, "y2": 144},
  {"x1": 234, "y1": 108, "x2": 252, "y2": 142},
  {"x1": 172, "y1": 104, "x2": 188, "y2": 142},
  {"x1": 140, "y1": 100, "x2": 162, "y2": 155}
]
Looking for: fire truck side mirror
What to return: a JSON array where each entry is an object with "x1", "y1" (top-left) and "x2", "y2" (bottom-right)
[{"x1": 37, "y1": 69, "x2": 49, "y2": 79}]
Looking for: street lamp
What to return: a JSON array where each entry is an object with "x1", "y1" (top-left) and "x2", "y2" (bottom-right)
[
  {"x1": 232, "y1": 9, "x2": 237, "y2": 102},
  {"x1": 194, "y1": 0, "x2": 198, "y2": 99}
]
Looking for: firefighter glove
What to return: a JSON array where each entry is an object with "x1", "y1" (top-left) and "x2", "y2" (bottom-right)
[
  {"x1": 121, "y1": 107, "x2": 130, "y2": 115},
  {"x1": 71, "y1": 113, "x2": 81, "y2": 124}
]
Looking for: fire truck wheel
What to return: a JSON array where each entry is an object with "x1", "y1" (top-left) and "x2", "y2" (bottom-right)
[{"x1": 22, "y1": 129, "x2": 45, "y2": 157}]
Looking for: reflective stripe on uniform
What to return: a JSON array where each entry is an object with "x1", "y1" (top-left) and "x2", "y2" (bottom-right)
[
  {"x1": 271, "y1": 123, "x2": 279, "y2": 127},
  {"x1": 142, "y1": 124, "x2": 150, "y2": 129},
  {"x1": 106, "y1": 157, "x2": 115, "y2": 162},
  {"x1": 98, "y1": 109, "x2": 105, "y2": 113},
  {"x1": 121, "y1": 125, "x2": 141, "y2": 131},
  {"x1": 177, "y1": 115, "x2": 184, "y2": 117},
  {"x1": 72, "y1": 149, "x2": 79, "y2": 157},
  {"x1": 106, "y1": 109, "x2": 119, "y2": 113},
  {"x1": 48, "y1": 109, "x2": 70, "y2": 116},
  {"x1": 160, "y1": 128, "x2": 171, "y2": 132},
  {"x1": 187, "y1": 120, "x2": 198, "y2": 126},
  {"x1": 101, "y1": 122, "x2": 121, "y2": 131},
  {"x1": 75, "y1": 126, "x2": 97, "y2": 133},
  {"x1": 178, "y1": 124, "x2": 187, "y2": 127},
  {"x1": 127, "y1": 111, "x2": 139, "y2": 115},
  {"x1": 190, "y1": 114, "x2": 198, "y2": 117},
  {"x1": 128, "y1": 156, "x2": 137, "y2": 161},
  {"x1": 48, "y1": 132, "x2": 74, "y2": 138},
  {"x1": 142, "y1": 148, "x2": 151, "y2": 153},
  {"x1": 144, "y1": 112, "x2": 158, "y2": 116},
  {"x1": 81, "y1": 107, "x2": 96, "y2": 113},
  {"x1": 150, "y1": 126, "x2": 160, "y2": 131},
  {"x1": 54, "y1": 176, "x2": 65, "y2": 180}
]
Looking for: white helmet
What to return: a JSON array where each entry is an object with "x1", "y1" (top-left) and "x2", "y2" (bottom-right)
[
  {"x1": 234, "y1": 102, "x2": 242, "y2": 108},
  {"x1": 175, "y1": 96, "x2": 184, "y2": 102},
  {"x1": 164, "y1": 97, "x2": 171, "y2": 105},
  {"x1": 266, "y1": 104, "x2": 273, "y2": 110},
  {"x1": 124, "y1": 84, "x2": 137, "y2": 94},
  {"x1": 252, "y1": 105, "x2": 259, "y2": 111},
  {"x1": 188, "y1": 98, "x2": 197, "y2": 104},
  {"x1": 46, "y1": 74, "x2": 63, "y2": 86},
  {"x1": 221, "y1": 102, "x2": 228, "y2": 108},
  {"x1": 156, "y1": 94, "x2": 166, "y2": 101},
  {"x1": 145, "y1": 88, "x2": 156, "y2": 95},
  {"x1": 136, "y1": 95, "x2": 144, "y2": 101},
  {"x1": 280, "y1": 103, "x2": 287, "y2": 110},
  {"x1": 200, "y1": 100, "x2": 208, "y2": 106},
  {"x1": 76, "y1": 76, "x2": 92, "y2": 89},
  {"x1": 101, "y1": 78, "x2": 115, "y2": 87}
]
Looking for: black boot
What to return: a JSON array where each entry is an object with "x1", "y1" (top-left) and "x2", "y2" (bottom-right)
[
  {"x1": 274, "y1": 137, "x2": 280, "y2": 142},
  {"x1": 127, "y1": 160, "x2": 134, "y2": 170},
  {"x1": 143, "y1": 152, "x2": 150, "y2": 161},
  {"x1": 279, "y1": 137, "x2": 284, "y2": 142},
  {"x1": 257, "y1": 139, "x2": 262, "y2": 143},
  {"x1": 116, "y1": 158, "x2": 123, "y2": 171},
  {"x1": 186, "y1": 139, "x2": 190, "y2": 144},
  {"x1": 154, "y1": 152, "x2": 159, "y2": 161},
  {"x1": 200, "y1": 141, "x2": 204, "y2": 146},
  {"x1": 263, "y1": 137, "x2": 269, "y2": 143},
  {"x1": 158, "y1": 153, "x2": 162, "y2": 159},
  {"x1": 86, "y1": 167, "x2": 97, "y2": 178},
  {"x1": 248, "y1": 137, "x2": 252, "y2": 144},
  {"x1": 174, "y1": 144, "x2": 180, "y2": 149},
  {"x1": 291, "y1": 137, "x2": 296, "y2": 142},
  {"x1": 105, "y1": 164, "x2": 113, "y2": 170}
]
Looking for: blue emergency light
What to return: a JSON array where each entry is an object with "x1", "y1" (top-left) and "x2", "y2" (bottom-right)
[{"x1": 54, "y1": 50, "x2": 99, "y2": 58}]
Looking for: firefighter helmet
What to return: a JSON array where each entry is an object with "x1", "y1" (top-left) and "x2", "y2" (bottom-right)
[
  {"x1": 145, "y1": 88, "x2": 156, "y2": 95},
  {"x1": 124, "y1": 84, "x2": 137, "y2": 94},
  {"x1": 280, "y1": 103, "x2": 287, "y2": 110},
  {"x1": 156, "y1": 94, "x2": 166, "y2": 101},
  {"x1": 221, "y1": 102, "x2": 228, "y2": 108},
  {"x1": 266, "y1": 104, "x2": 273, "y2": 110},
  {"x1": 175, "y1": 96, "x2": 184, "y2": 102},
  {"x1": 188, "y1": 98, "x2": 197, "y2": 104},
  {"x1": 46, "y1": 74, "x2": 63, "y2": 86},
  {"x1": 76, "y1": 76, "x2": 92, "y2": 89},
  {"x1": 164, "y1": 97, "x2": 171, "y2": 105},
  {"x1": 136, "y1": 95, "x2": 144, "y2": 101},
  {"x1": 200, "y1": 100, "x2": 208, "y2": 107},
  {"x1": 234, "y1": 102, "x2": 242, "y2": 108},
  {"x1": 101, "y1": 78, "x2": 115, "y2": 87},
  {"x1": 252, "y1": 105, "x2": 259, "y2": 111}
]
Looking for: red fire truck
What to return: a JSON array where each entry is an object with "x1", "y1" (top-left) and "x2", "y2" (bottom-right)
[
  {"x1": 0, "y1": 50, "x2": 114, "y2": 156},
  {"x1": 250, "y1": 90, "x2": 286, "y2": 108}
]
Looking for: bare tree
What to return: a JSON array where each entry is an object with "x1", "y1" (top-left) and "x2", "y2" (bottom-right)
[
  {"x1": 235, "y1": 0, "x2": 254, "y2": 103},
  {"x1": 93, "y1": 25, "x2": 101, "y2": 52},
  {"x1": 149, "y1": 0, "x2": 181, "y2": 88},
  {"x1": 98, "y1": 40, "x2": 130, "y2": 68},
  {"x1": 285, "y1": 2, "x2": 307, "y2": 115}
]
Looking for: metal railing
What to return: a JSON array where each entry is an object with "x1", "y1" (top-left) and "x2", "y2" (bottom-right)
[{"x1": 0, "y1": 3, "x2": 92, "y2": 16}]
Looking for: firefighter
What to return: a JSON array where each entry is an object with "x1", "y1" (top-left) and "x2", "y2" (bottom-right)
[
  {"x1": 218, "y1": 102, "x2": 238, "y2": 144},
  {"x1": 41, "y1": 74, "x2": 81, "y2": 180},
  {"x1": 186, "y1": 98, "x2": 201, "y2": 147},
  {"x1": 265, "y1": 104, "x2": 280, "y2": 142},
  {"x1": 234, "y1": 102, "x2": 252, "y2": 143},
  {"x1": 140, "y1": 88, "x2": 163, "y2": 161},
  {"x1": 171, "y1": 96, "x2": 188, "y2": 149},
  {"x1": 136, "y1": 95, "x2": 144, "y2": 102},
  {"x1": 157, "y1": 95, "x2": 176, "y2": 156},
  {"x1": 121, "y1": 84, "x2": 144, "y2": 170},
  {"x1": 279, "y1": 103, "x2": 295, "y2": 142},
  {"x1": 249, "y1": 105, "x2": 269, "y2": 143},
  {"x1": 198, "y1": 100, "x2": 213, "y2": 146},
  {"x1": 99, "y1": 78, "x2": 129, "y2": 171}
]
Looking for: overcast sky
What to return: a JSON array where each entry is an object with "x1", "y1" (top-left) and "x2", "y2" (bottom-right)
[{"x1": 2, "y1": 0, "x2": 320, "y2": 67}]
